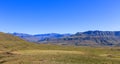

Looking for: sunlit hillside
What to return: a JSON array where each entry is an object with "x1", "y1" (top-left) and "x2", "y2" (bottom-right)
[{"x1": 0, "y1": 32, "x2": 40, "y2": 51}]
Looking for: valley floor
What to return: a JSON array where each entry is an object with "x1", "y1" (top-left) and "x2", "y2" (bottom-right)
[{"x1": 0, "y1": 45, "x2": 120, "y2": 64}]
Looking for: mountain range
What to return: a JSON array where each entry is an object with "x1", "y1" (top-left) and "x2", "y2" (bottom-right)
[
  {"x1": 10, "y1": 31, "x2": 120, "y2": 46},
  {"x1": 10, "y1": 33, "x2": 71, "y2": 42}
]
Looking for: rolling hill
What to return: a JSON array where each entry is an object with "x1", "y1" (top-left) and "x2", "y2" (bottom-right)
[{"x1": 0, "y1": 32, "x2": 40, "y2": 51}]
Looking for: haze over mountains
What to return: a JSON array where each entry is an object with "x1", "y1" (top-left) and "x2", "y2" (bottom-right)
[
  {"x1": 10, "y1": 31, "x2": 120, "y2": 46},
  {"x1": 11, "y1": 33, "x2": 71, "y2": 42}
]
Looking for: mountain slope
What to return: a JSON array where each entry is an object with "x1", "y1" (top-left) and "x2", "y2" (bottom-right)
[
  {"x1": 0, "y1": 32, "x2": 39, "y2": 51},
  {"x1": 39, "y1": 31, "x2": 120, "y2": 46}
]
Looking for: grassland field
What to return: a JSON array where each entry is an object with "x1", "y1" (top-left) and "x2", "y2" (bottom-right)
[{"x1": 0, "y1": 44, "x2": 120, "y2": 64}]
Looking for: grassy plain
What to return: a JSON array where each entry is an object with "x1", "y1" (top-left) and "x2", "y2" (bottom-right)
[{"x1": 0, "y1": 44, "x2": 120, "y2": 64}]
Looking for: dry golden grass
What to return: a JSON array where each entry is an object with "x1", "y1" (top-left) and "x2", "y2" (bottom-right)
[
  {"x1": 0, "y1": 47, "x2": 120, "y2": 64},
  {"x1": 15, "y1": 50, "x2": 84, "y2": 55}
]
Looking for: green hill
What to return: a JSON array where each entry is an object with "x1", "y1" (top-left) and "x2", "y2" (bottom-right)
[{"x1": 0, "y1": 32, "x2": 39, "y2": 51}]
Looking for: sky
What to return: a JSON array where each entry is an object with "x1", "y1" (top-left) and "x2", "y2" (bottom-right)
[{"x1": 0, "y1": 0, "x2": 120, "y2": 34}]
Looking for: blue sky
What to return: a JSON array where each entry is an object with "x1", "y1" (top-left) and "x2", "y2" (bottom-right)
[{"x1": 0, "y1": 0, "x2": 120, "y2": 34}]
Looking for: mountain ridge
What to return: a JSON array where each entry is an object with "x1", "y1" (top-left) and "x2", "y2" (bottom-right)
[
  {"x1": 10, "y1": 33, "x2": 71, "y2": 42},
  {"x1": 38, "y1": 31, "x2": 120, "y2": 46},
  {"x1": 9, "y1": 31, "x2": 120, "y2": 46}
]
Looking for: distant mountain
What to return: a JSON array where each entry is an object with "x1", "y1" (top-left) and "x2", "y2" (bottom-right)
[
  {"x1": 34, "y1": 33, "x2": 71, "y2": 41},
  {"x1": 11, "y1": 33, "x2": 40, "y2": 42},
  {"x1": 11, "y1": 33, "x2": 71, "y2": 42},
  {"x1": 39, "y1": 31, "x2": 120, "y2": 46},
  {"x1": 10, "y1": 31, "x2": 120, "y2": 46}
]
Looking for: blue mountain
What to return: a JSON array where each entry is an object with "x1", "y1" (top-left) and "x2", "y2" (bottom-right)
[{"x1": 11, "y1": 33, "x2": 71, "y2": 42}]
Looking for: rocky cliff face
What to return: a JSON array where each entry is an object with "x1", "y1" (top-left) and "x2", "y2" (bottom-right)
[{"x1": 39, "y1": 31, "x2": 120, "y2": 46}]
